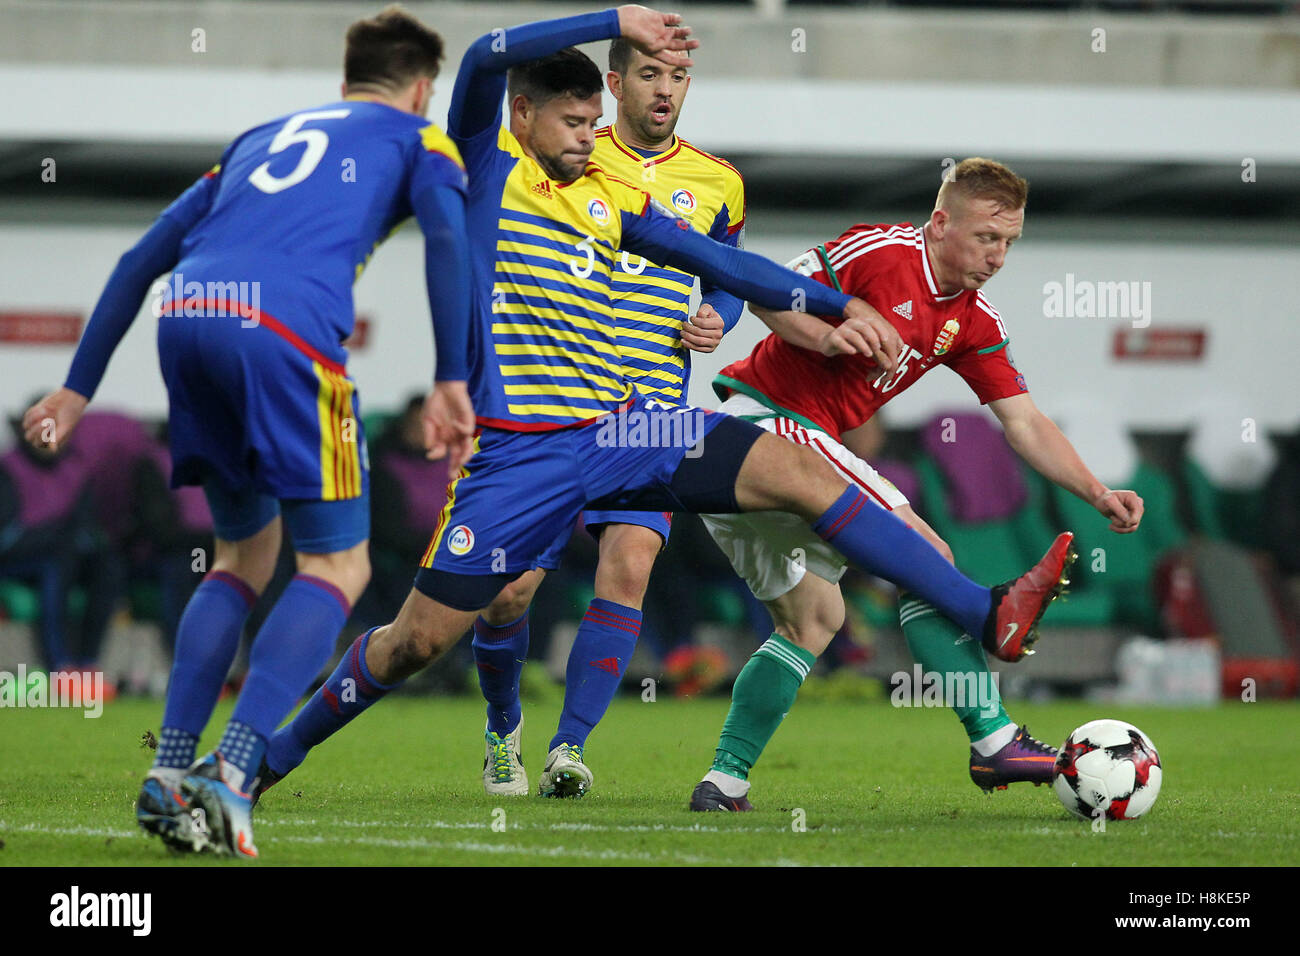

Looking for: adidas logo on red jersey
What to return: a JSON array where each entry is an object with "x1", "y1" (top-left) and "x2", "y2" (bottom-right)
[{"x1": 893, "y1": 300, "x2": 913, "y2": 321}]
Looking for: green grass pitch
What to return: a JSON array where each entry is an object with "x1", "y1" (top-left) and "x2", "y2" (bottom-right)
[{"x1": 2, "y1": 691, "x2": 1297, "y2": 866}]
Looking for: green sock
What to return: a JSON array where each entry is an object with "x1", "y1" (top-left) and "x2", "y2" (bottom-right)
[
  {"x1": 899, "y1": 596, "x2": 1011, "y2": 742},
  {"x1": 712, "y1": 634, "x2": 815, "y2": 780}
]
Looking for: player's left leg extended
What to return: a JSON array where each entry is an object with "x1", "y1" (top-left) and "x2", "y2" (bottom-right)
[
  {"x1": 713, "y1": 426, "x2": 1073, "y2": 660},
  {"x1": 256, "y1": 582, "x2": 488, "y2": 817},
  {"x1": 540, "y1": 516, "x2": 666, "y2": 798}
]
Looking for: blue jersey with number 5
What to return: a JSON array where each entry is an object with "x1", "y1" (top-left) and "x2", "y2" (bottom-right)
[{"x1": 170, "y1": 100, "x2": 466, "y2": 361}]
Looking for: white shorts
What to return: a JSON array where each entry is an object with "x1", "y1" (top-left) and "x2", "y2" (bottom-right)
[{"x1": 701, "y1": 393, "x2": 910, "y2": 602}]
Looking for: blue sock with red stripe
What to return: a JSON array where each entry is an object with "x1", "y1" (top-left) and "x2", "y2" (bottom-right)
[
  {"x1": 224, "y1": 574, "x2": 351, "y2": 781},
  {"x1": 265, "y1": 627, "x2": 400, "y2": 777},
  {"x1": 154, "y1": 571, "x2": 257, "y2": 771},
  {"x1": 472, "y1": 613, "x2": 529, "y2": 736},
  {"x1": 550, "y1": 599, "x2": 640, "y2": 751},
  {"x1": 812, "y1": 486, "x2": 993, "y2": 638}
]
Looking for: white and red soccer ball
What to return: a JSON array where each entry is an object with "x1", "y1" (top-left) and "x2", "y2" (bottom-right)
[{"x1": 1052, "y1": 719, "x2": 1163, "y2": 821}]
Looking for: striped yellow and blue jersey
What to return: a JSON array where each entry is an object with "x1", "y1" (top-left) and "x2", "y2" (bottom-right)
[
  {"x1": 593, "y1": 125, "x2": 746, "y2": 402},
  {"x1": 446, "y1": 10, "x2": 853, "y2": 432},
  {"x1": 459, "y1": 125, "x2": 657, "y2": 430}
]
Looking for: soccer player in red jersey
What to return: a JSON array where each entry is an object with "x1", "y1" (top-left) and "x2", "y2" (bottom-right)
[{"x1": 691, "y1": 158, "x2": 1145, "y2": 811}]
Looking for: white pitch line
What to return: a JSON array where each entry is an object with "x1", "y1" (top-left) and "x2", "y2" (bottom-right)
[
  {"x1": 1, "y1": 822, "x2": 138, "y2": 839},
  {"x1": 265, "y1": 831, "x2": 722, "y2": 864},
  {"x1": 0, "y1": 820, "x2": 817, "y2": 866},
  {"x1": 258, "y1": 817, "x2": 841, "y2": 835}
]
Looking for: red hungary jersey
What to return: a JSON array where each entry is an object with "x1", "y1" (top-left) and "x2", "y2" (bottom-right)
[{"x1": 714, "y1": 223, "x2": 1027, "y2": 437}]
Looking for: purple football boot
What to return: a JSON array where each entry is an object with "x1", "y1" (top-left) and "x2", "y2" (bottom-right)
[
  {"x1": 970, "y1": 725, "x2": 1059, "y2": 792},
  {"x1": 690, "y1": 780, "x2": 754, "y2": 812}
]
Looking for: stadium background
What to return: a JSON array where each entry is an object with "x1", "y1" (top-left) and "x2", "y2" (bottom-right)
[{"x1": 1, "y1": 0, "x2": 1297, "y2": 706}]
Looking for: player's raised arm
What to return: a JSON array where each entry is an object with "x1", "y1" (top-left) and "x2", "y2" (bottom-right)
[
  {"x1": 448, "y1": 6, "x2": 694, "y2": 147},
  {"x1": 616, "y1": 5, "x2": 698, "y2": 68},
  {"x1": 23, "y1": 164, "x2": 223, "y2": 450},
  {"x1": 621, "y1": 206, "x2": 902, "y2": 374}
]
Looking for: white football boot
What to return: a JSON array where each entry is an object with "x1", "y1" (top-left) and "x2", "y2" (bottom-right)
[
  {"x1": 483, "y1": 717, "x2": 529, "y2": 796},
  {"x1": 538, "y1": 742, "x2": 593, "y2": 799}
]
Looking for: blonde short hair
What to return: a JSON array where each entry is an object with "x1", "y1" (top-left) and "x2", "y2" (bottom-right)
[{"x1": 936, "y1": 158, "x2": 1028, "y2": 215}]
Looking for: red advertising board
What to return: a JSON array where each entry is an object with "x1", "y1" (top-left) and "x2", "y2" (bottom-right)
[
  {"x1": 1113, "y1": 327, "x2": 1206, "y2": 360},
  {"x1": 0, "y1": 311, "x2": 83, "y2": 344}
]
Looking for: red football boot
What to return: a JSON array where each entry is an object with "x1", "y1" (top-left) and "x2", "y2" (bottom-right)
[{"x1": 983, "y1": 532, "x2": 1076, "y2": 662}]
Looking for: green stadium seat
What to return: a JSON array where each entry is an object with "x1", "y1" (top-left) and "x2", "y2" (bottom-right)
[
  {"x1": 914, "y1": 455, "x2": 1031, "y2": 587},
  {"x1": 1181, "y1": 458, "x2": 1265, "y2": 550},
  {"x1": 1046, "y1": 462, "x2": 1187, "y2": 632},
  {"x1": 0, "y1": 579, "x2": 39, "y2": 624},
  {"x1": 917, "y1": 456, "x2": 1116, "y2": 627}
]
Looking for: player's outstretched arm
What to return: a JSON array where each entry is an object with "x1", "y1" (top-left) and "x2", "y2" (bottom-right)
[
  {"x1": 989, "y1": 393, "x2": 1144, "y2": 534},
  {"x1": 61, "y1": 213, "x2": 194, "y2": 403},
  {"x1": 449, "y1": 7, "x2": 694, "y2": 145},
  {"x1": 621, "y1": 209, "x2": 901, "y2": 373},
  {"x1": 750, "y1": 301, "x2": 903, "y2": 363},
  {"x1": 449, "y1": 10, "x2": 619, "y2": 143}
]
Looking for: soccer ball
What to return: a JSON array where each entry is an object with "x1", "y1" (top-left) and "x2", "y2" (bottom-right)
[{"x1": 1052, "y1": 719, "x2": 1162, "y2": 821}]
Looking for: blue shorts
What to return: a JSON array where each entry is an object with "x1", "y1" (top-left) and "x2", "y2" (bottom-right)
[
  {"x1": 159, "y1": 313, "x2": 369, "y2": 552},
  {"x1": 202, "y1": 479, "x2": 369, "y2": 552},
  {"x1": 159, "y1": 313, "x2": 368, "y2": 502},
  {"x1": 417, "y1": 398, "x2": 733, "y2": 580},
  {"x1": 533, "y1": 509, "x2": 673, "y2": 571}
]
